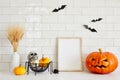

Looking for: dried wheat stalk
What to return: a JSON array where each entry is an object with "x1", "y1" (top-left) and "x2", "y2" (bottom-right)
[{"x1": 7, "y1": 26, "x2": 24, "y2": 52}]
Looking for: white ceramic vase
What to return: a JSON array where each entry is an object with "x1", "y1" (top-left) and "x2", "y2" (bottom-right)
[{"x1": 10, "y1": 52, "x2": 20, "y2": 72}]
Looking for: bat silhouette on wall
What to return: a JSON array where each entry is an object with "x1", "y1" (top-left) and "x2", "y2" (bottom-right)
[
  {"x1": 52, "y1": 5, "x2": 67, "y2": 12},
  {"x1": 83, "y1": 25, "x2": 97, "y2": 32},
  {"x1": 91, "y1": 18, "x2": 103, "y2": 22}
]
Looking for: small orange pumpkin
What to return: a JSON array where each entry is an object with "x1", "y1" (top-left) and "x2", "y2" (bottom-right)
[
  {"x1": 39, "y1": 54, "x2": 50, "y2": 67},
  {"x1": 86, "y1": 48, "x2": 118, "y2": 74},
  {"x1": 14, "y1": 64, "x2": 26, "y2": 75}
]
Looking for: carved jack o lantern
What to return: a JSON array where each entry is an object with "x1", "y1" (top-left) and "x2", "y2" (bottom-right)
[{"x1": 86, "y1": 48, "x2": 118, "y2": 74}]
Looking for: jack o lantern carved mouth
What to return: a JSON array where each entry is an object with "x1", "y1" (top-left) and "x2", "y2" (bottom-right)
[
  {"x1": 90, "y1": 58, "x2": 109, "y2": 69},
  {"x1": 93, "y1": 65, "x2": 107, "y2": 68}
]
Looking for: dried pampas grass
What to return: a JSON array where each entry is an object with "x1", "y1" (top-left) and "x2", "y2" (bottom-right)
[{"x1": 7, "y1": 26, "x2": 24, "y2": 52}]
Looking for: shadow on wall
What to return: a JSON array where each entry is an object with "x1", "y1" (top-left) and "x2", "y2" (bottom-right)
[{"x1": 82, "y1": 53, "x2": 89, "y2": 72}]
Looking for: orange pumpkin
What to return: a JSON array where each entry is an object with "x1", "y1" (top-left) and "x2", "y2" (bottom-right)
[
  {"x1": 39, "y1": 55, "x2": 50, "y2": 67},
  {"x1": 86, "y1": 48, "x2": 118, "y2": 74},
  {"x1": 14, "y1": 64, "x2": 26, "y2": 75}
]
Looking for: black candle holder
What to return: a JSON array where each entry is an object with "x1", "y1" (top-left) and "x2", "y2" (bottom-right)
[
  {"x1": 25, "y1": 61, "x2": 53, "y2": 75},
  {"x1": 25, "y1": 52, "x2": 53, "y2": 75}
]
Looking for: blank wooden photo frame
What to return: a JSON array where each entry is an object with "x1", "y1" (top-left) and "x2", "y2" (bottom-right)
[{"x1": 57, "y1": 37, "x2": 83, "y2": 72}]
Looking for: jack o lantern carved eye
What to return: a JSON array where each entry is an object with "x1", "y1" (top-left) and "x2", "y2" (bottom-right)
[
  {"x1": 91, "y1": 58, "x2": 95, "y2": 61},
  {"x1": 103, "y1": 59, "x2": 107, "y2": 62}
]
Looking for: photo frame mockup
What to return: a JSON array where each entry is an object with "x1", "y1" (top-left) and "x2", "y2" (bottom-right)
[{"x1": 57, "y1": 37, "x2": 83, "y2": 72}]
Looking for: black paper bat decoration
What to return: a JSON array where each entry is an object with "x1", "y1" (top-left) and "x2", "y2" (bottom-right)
[
  {"x1": 83, "y1": 25, "x2": 97, "y2": 32},
  {"x1": 52, "y1": 5, "x2": 67, "y2": 12},
  {"x1": 91, "y1": 18, "x2": 103, "y2": 22}
]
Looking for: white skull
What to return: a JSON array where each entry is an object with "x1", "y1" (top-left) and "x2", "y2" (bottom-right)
[{"x1": 27, "y1": 52, "x2": 38, "y2": 61}]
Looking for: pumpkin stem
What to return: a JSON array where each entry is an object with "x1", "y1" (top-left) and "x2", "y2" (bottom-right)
[
  {"x1": 42, "y1": 54, "x2": 44, "y2": 61},
  {"x1": 19, "y1": 64, "x2": 22, "y2": 67},
  {"x1": 99, "y1": 48, "x2": 102, "y2": 54}
]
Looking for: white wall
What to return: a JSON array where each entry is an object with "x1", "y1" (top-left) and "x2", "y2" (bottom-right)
[{"x1": 0, "y1": 0, "x2": 120, "y2": 71}]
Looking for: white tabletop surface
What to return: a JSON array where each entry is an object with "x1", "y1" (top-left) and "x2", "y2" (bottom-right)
[{"x1": 0, "y1": 70, "x2": 120, "y2": 80}]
